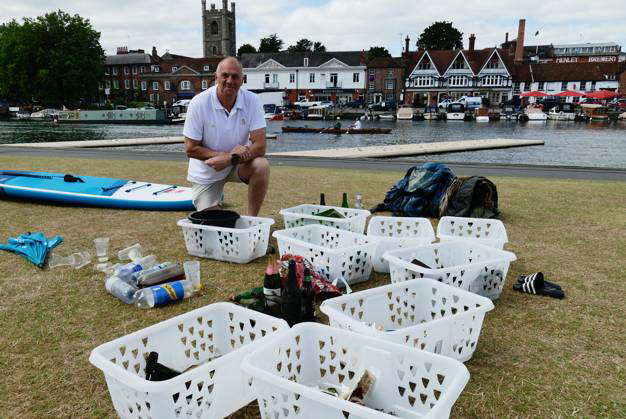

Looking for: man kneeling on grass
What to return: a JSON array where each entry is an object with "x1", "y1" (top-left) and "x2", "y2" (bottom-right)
[{"x1": 183, "y1": 56, "x2": 269, "y2": 216}]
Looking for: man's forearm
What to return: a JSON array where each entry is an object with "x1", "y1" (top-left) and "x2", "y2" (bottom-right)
[{"x1": 185, "y1": 138, "x2": 229, "y2": 160}]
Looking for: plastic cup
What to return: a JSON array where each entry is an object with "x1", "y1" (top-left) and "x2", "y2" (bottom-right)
[
  {"x1": 118, "y1": 243, "x2": 143, "y2": 262},
  {"x1": 183, "y1": 260, "x2": 201, "y2": 291},
  {"x1": 72, "y1": 251, "x2": 91, "y2": 269},
  {"x1": 94, "y1": 237, "x2": 110, "y2": 262}
]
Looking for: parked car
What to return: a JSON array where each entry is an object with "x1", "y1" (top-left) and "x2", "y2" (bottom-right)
[
  {"x1": 344, "y1": 99, "x2": 364, "y2": 108},
  {"x1": 368, "y1": 101, "x2": 397, "y2": 111}
]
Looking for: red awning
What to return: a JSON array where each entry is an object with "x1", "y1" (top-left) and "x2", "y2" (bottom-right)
[
  {"x1": 584, "y1": 90, "x2": 618, "y2": 99},
  {"x1": 520, "y1": 91, "x2": 548, "y2": 97},
  {"x1": 554, "y1": 90, "x2": 583, "y2": 97}
]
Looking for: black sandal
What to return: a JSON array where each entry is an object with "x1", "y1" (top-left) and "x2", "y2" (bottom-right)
[
  {"x1": 517, "y1": 272, "x2": 562, "y2": 290},
  {"x1": 513, "y1": 272, "x2": 565, "y2": 299}
]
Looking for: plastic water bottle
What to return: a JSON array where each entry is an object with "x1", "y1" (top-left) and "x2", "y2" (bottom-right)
[
  {"x1": 117, "y1": 243, "x2": 143, "y2": 261},
  {"x1": 105, "y1": 276, "x2": 138, "y2": 304},
  {"x1": 115, "y1": 255, "x2": 157, "y2": 283},
  {"x1": 134, "y1": 262, "x2": 185, "y2": 287},
  {"x1": 135, "y1": 279, "x2": 194, "y2": 309}
]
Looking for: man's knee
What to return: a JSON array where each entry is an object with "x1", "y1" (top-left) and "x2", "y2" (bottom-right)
[{"x1": 250, "y1": 157, "x2": 270, "y2": 179}]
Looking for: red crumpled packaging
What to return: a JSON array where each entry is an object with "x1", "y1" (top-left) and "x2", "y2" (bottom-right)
[{"x1": 278, "y1": 254, "x2": 342, "y2": 299}]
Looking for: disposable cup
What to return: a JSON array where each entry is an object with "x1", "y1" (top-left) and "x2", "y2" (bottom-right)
[
  {"x1": 183, "y1": 260, "x2": 201, "y2": 291},
  {"x1": 94, "y1": 237, "x2": 110, "y2": 262}
]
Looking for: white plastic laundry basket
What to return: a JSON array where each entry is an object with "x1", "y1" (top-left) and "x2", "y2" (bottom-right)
[
  {"x1": 280, "y1": 204, "x2": 371, "y2": 233},
  {"x1": 437, "y1": 216, "x2": 508, "y2": 249},
  {"x1": 178, "y1": 216, "x2": 274, "y2": 263},
  {"x1": 383, "y1": 242, "x2": 517, "y2": 300},
  {"x1": 273, "y1": 224, "x2": 375, "y2": 286},
  {"x1": 367, "y1": 216, "x2": 436, "y2": 273},
  {"x1": 89, "y1": 303, "x2": 289, "y2": 419},
  {"x1": 242, "y1": 323, "x2": 470, "y2": 419},
  {"x1": 320, "y1": 278, "x2": 494, "y2": 362}
]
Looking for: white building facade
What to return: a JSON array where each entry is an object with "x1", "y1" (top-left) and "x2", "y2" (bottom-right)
[{"x1": 240, "y1": 52, "x2": 366, "y2": 105}]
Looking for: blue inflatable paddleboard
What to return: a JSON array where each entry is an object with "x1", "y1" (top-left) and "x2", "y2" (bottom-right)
[{"x1": 0, "y1": 170, "x2": 194, "y2": 211}]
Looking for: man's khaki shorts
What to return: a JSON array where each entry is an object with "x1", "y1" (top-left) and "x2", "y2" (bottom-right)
[{"x1": 191, "y1": 165, "x2": 246, "y2": 210}]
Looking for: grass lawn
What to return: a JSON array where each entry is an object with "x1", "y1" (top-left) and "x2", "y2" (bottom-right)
[{"x1": 0, "y1": 154, "x2": 624, "y2": 418}]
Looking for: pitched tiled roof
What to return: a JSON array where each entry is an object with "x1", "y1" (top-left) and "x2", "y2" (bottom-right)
[
  {"x1": 105, "y1": 53, "x2": 154, "y2": 65},
  {"x1": 367, "y1": 56, "x2": 402, "y2": 68},
  {"x1": 240, "y1": 51, "x2": 366, "y2": 68},
  {"x1": 427, "y1": 50, "x2": 458, "y2": 74},
  {"x1": 512, "y1": 62, "x2": 622, "y2": 81}
]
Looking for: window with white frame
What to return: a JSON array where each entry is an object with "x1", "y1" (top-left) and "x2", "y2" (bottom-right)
[
  {"x1": 448, "y1": 75, "x2": 467, "y2": 86},
  {"x1": 112, "y1": 67, "x2": 118, "y2": 75},
  {"x1": 368, "y1": 69, "x2": 375, "y2": 75},
  {"x1": 523, "y1": 82, "x2": 530, "y2": 91},
  {"x1": 482, "y1": 75, "x2": 501, "y2": 86},
  {"x1": 172, "y1": 66, "x2": 178, "y2": 72},
  {"x1": 303, "y1": 57, "x2": 309, "y2": 67},
  {"x1": 152, "y1": 65, "x2": 160, "y2": 73},
  {"x1": 591, "y1": 81, "x2": 596, "y2": 90},
  {"x1": 353, "y1": 73, "x2": 359, "y2": 83},
  {"x1": 418, "y1": 59, "x2": 431, "y2": 70},
  {"x1": 265, "y1": 74, "x2": 270, "y2": 83},
  {"x1": 272, "y1": 74, "x2": 278, "y2": 83},
  {"x1": 124, "y1": 79, "x2": 130, "y2": 89},
  {"x1": 203, "y1": 65, "x2": 210, "y2": 71},
  {"x1": 413, "y1": 76, "x2": 434, "y2": 87},
  {"x1": 124, "y1": 66, "x2": 129, "y2": 75},
  {"x1": 164, "y1": 80, "x2": 170, "y2": 90},
  {"x1": 140, "y1": 65, "x2": 145, "y2": 73},
  {"x1": 580, "y1": 81, "x2": 587, "y2": 90},
  {"x1": 133, "y1": 79, "x2": 138, "y2": 89},
  {"x1": 385, "y1": 79, "x2": 395, "y2": 90},
  {"x1": 113, "y1": 79, "x2": 119, "y2": 89},
  {"x1": 368, "y1": 81, "x2": 374, "y2": 90},
  {"x1": 132, "y1": 66, "x2": 137, "y2": 75},
  {"x1": 290, "y1": 73, "x2": 295, "y2": 83},
  {"x1": 105, "y1": 80, "x2": 110, "y2": 89},
  {"x1": 180, "y1": 80, "x2": 191, "y2": 90},
  {"x1": 561, "y1": 81, "x2": 567, "y2": 90},
  {"x1": 150, "y1": 93, "x2": 154, "y2": 102},
  {"x1": 309, "y1": 73, "x2": 315, "y2": 83},
  {"x1": 202, "y1": 80, "x2": 208, "y2": 89},
  {"x1": 141, "y1": 81, "x2": 147, "y2": 91},
  {"x1": 151, "y1": 81, "x2": 158, "y2": 90},
  {"x1": 538, "y1": 81, "x2": 545, "y2": 90},
  {"x1": 451, "y1": 57, "x2": 466, "y2": 69},
  {"x1": 387, "y1": 69, "x2": 394, "y2": 77}
]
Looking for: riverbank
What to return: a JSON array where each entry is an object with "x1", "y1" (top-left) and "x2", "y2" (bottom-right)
[{"x1": 0, "y1": 154, "x2": 624, "y2": 418}]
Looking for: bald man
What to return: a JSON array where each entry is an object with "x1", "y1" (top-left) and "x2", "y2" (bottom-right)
[{"x1": 183, "y1": 56, "x2": 269, "y2": 216}]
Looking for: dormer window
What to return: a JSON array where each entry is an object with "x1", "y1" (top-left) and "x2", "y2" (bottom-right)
[
  {"x1": 452, "y1": 57, "x2": 466, "y2": 69},
  {"x1": 172, "y1": 66, "x2": 179, "y2": 72},
  {"x1": 486, "y1": 58, "x2": 500, "y2": 69},
  {"x1": 203, "y1": 65, "x2": 210, "y2": 71},
  {"x1": 304, "y1": 57, "x2": 309, "y2": 67},
  {"x1": 418, "y1": 60, "x2": 431, "y2": 70}
]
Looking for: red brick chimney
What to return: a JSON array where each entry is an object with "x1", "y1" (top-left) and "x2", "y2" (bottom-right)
[
  {"x1": 515, "y1": 19, "x2": 526, "y2": 63},
  {"x1": 405, "y1": 35, "x2": 410, "y2": 54},
  {"x1": 469, "y1": 34, "x2": 476, "y2": 52}
]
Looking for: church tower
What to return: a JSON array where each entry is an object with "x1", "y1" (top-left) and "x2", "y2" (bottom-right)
[{"x1": 202, "y1": 0, "x2": 236, "y2": 58}]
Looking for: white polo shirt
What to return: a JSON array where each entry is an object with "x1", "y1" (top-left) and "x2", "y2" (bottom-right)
[{"x1": 183, "y1": 86, "x2": 266, "y2": 184}]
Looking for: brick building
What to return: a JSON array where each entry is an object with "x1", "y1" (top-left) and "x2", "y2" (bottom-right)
[
  {"x1": 365, "y1": 56, "x2": 404, "y2": 105},
  {"x1": 103, "y1": 47, "x2": 158, "y2": 104}
]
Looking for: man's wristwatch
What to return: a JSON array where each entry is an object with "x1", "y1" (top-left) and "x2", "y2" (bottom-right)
[{"x1": 230, "y1": 153, "x2": 241, "y2": 166}]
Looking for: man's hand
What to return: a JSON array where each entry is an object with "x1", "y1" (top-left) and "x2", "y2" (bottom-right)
[
  {"x1": 231, "y1": 144, "x2": 252, "y2": 161},
  {"x1": 205, "y1": 153, "x2": 232, "y2": 171}
]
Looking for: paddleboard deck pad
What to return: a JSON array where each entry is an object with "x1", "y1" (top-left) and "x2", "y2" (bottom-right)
[{"x1": 0, "y1": 170, "x2": 194, "y2": 211}]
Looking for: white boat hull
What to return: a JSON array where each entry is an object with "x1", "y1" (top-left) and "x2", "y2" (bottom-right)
[
  {"x1": 446, "y1": 113, "x2": 465, "y2": 120},
  {"x1": 476, "y1": 116, "x2": 489, "y2": 122}
]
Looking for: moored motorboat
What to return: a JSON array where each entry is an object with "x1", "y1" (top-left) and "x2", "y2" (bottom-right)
[
  {"x1": 519, "y1": 105, "x2": 547, "y2": 121},
  {"x1": 445, "y1": 103, "x2": 465, "y2": 121},
  {"x1": 396, "y1": 105, "x2": 415, "y2": 120}
]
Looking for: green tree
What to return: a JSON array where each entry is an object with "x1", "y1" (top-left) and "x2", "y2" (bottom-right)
[
  {"x1": 237, "y1": 43, "x2": 256, "y2": 56},
  {"x1": 287, "y1": 39, "x2": 313, "y2": 53},
  {"x1": 0, "y1": 10, "x2": 104, "y2": 107},
  {"x1": 258, "y1": 34, "x2": 283, "y2": 53},
  {"x1": 367, "y1": 46, "x2": 391, "y2": 61},
  {"x1": 313, "y1": 42, "x2": 326, "y2": 52},
  {"x1": 417, "y1": 21, "x2": 463, "y2": 50}
]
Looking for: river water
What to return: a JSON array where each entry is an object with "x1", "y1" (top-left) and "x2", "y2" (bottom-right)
[{"x1": 1, "y1": 119, "x2": 625, "y2": 168}]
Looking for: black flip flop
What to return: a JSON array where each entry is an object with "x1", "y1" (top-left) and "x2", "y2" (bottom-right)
[
  {"x1": 513, "y1": 273, "x2": 565, "y2": 299},
  {"x1": 518, "y1": 272, "x2": 562, "y2": 290}
]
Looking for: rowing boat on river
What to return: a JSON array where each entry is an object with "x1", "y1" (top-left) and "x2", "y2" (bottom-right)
[{"x1": 281, "y1": 127, "x2": 392, "y2": 134}]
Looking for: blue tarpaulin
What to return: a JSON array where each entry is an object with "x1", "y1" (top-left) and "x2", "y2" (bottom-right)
[{"x1": 0, "y1": 232, "x2": 63, "y2": 267}]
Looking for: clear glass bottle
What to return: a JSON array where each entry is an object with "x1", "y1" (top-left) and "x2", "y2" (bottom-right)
[{"x1": 355, "y1": 193, "x2": 363, "y2": 209}]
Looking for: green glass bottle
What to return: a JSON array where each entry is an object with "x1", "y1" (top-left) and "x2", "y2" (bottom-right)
[
  {"x1": 320, "y1": 193, "x2": 326, "y2": 206},
  {"x1": 341, "y1": 192, "x2": 349, "y2": 208}
]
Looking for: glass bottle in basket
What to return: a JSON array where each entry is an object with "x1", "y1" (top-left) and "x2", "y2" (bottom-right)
[
  {"x1": 281, "y1": 260, "x2": 302, "y2": 326},
  {"x1": 355, "y1": 193, "x2": 363, "y2": 209}
]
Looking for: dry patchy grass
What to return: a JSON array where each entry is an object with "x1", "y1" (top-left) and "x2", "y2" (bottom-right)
[{"x1": 0, "y1": 155, "x2": 624, "y2": 418}]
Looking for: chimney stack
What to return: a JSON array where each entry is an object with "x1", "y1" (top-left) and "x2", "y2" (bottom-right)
[
  {"x1": 505, "y1": 32, "x2": 509, "y2": 44},
  {"x1": 222, "y1": 0, "x2": 227, "y2": 10},
  {"x1": 405, "y1": 36, "x2": 410, "y2": 54},
  {"x1": 515, "y1": 19, "x2": 526, "y2": 63},
  {"x1": 469, "y1": 34, "x2": 476, "y2": 52}
]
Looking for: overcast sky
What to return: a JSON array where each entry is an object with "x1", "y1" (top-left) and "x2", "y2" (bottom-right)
[{"x1": 2, "y1": 0, "x2": 626, "y2": 57}]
